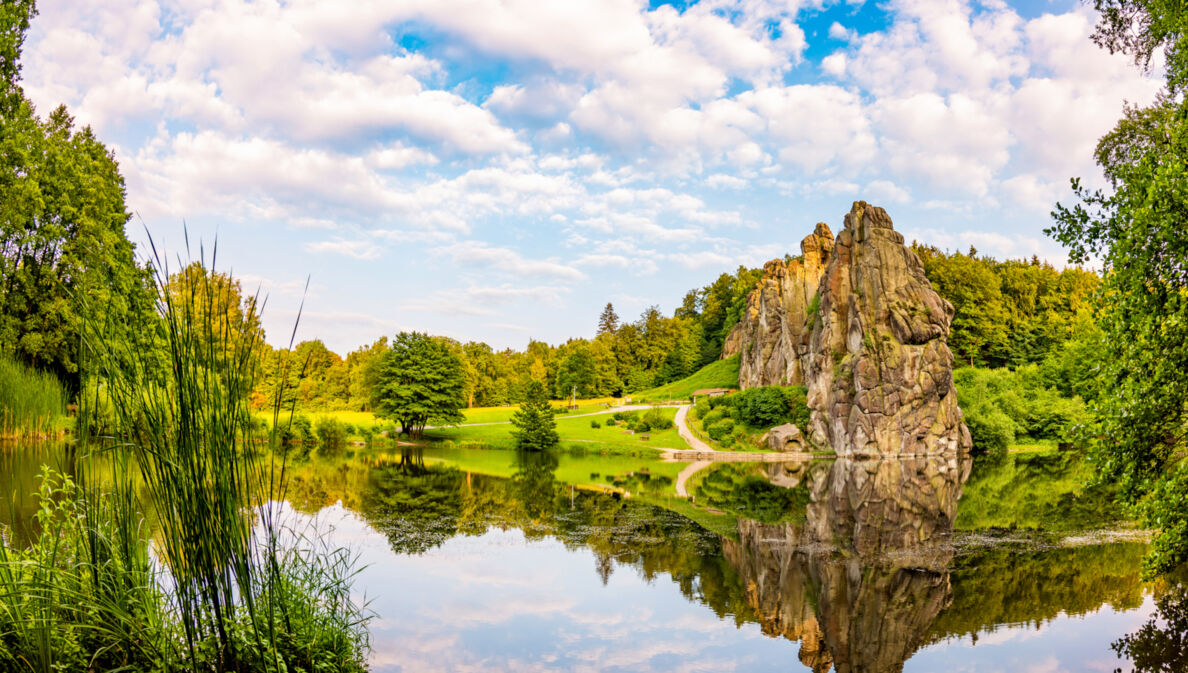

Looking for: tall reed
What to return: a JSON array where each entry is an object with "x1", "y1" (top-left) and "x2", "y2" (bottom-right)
[
  {"x1": 0, "y1": 241, "x2": 369, "y2": 672},
  {"x1": 0, "y1": 355, "x2": 67, "y2": 438}
]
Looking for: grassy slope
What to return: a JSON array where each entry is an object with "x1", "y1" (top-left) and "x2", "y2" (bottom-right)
[{"x1": 635, "y1": 355, "x2": 740, "y2": 402}]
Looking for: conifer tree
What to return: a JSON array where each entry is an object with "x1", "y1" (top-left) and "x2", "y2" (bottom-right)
[
  {"x1": 596, "y1": 302, "x2": 619, "y2": 335},
  {"x1": 510, "y1": 380, "x2": 559, "y2": 451}
]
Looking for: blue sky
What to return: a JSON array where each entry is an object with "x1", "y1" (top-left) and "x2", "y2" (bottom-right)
[{"x1": 23, "y1": 0, "x2": 1159, "y2": 353}]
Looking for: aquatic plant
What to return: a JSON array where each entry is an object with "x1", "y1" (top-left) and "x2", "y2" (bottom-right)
[
  {"x1": 1, "y1": 244, "x2": 371, "y2": 672},
  {"x1": 0, "y1": 355, "x2": 67, "y2": 438}
]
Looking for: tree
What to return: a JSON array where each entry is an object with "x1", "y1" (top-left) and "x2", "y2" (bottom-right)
[
  {"x1": 0, "y1": 6, "x2": 155, "y2": 392},
  {"x1": 596, "y1": 302, "x2": 619, "y2": 335},
  {"x1": 554, "y1": 345, "x2": 596, "y2": 399},
  {"x1": 1048, "y1": 0, "x2": 1188, "y2": 576},
  {"x1": 510, "y1": 380, "x2": 559, "y2": 451},
  {"x1": 372, "y1": 332, "x2": 466, "y2": 439}
]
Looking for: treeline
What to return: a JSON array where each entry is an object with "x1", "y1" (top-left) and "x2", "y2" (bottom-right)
[
  {"x1": 912, "y1": 245, "x2": 1099, "y2": 368},
  {"x1": 253, "y1": 266, "x2": 762, "y2": 411}
]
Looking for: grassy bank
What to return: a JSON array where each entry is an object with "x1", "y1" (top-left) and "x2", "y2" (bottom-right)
[
  {"x1": 636, "y1": 355, "x2": 740, "y2": 402},
  {"x1": 0, "y1": 355, "x2": 68, "y2": 438}
]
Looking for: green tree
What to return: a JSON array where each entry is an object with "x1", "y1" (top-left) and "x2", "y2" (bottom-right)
[
  {"x1": 1048, "y1": 0, "x2": 1188, "y2": 575},
  {"x1": 554, "y1": 344, "x2": 596, "y2": 399},
  {"x1": 510, "y1": 380, "x2": 559, "y2": 451},
  {"x1": 0, "y1": 5, "x2": 155, "y2": 392},
  {"x1": 372, "y1": 332, "x2": 466, "y2": 439}
]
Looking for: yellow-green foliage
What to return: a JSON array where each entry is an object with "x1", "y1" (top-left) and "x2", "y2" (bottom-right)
[{"x1": 0, "y1": 354, "x2": 67, "y2": 438}]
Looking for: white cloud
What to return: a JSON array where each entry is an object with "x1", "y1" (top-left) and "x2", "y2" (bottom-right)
[{"x1": 432, "y1": 241, "x2": 584, "y2": 281}]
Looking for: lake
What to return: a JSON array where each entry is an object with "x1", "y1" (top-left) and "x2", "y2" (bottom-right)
[{"x1": 1, "y1": 442, "x2": 1179, "y2": 672}]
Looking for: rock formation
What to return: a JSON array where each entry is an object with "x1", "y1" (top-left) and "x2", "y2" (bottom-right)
[
  {"x1": 722, "y1": 201, "x2": 971, "y2": 457},
  {"x1": 723, "y1": 223, "x2": 834, "y2": 387}
]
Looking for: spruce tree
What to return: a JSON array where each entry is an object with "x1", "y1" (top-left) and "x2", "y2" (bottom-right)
[
  {"x1": 596, "y1": 302, "x2": 619, "y2": 335},
  {"x1": 510, "y1": 380, "x2": 559, "y2": 451}
]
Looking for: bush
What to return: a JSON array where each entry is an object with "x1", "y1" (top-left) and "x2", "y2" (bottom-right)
[
  {"x1": 702, "y1": 407, "x2": 728, "y2": 426},
  {"x1": 604, "y1": 418, "x2": 617, "y2": 427},
  {"x1": 707, "y1": 418, "x2": 735, "y2": 441},
  {"x1": 590, "y1": 419, "x2": 601, "y2": 428},
  {"x1": 612, "y1": 410, "x2": 638, "y2": 422},
  {"x1": 694, "y1": 397, "x2": 711, "y2": 419},
  {"x1": 292, "y1": 414, "x2": 313, "y2": 443},
  {"x1": 965, "y1": 403, "x2": 1014, "y2": 456},
  {"x1": 315, "y1": 417, "x2": 347, "y2": 447},
  {"x1": 642, "y1": 407, "x2": 673, "y2": 431}
]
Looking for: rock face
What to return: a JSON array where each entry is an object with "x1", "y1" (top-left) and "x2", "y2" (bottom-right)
[
  {"x1": 723, "y1": 201, "x2": 971, "y2": 457},
  {"x1": 724, "y1": 223, "x2": 834, "y2": 388}
]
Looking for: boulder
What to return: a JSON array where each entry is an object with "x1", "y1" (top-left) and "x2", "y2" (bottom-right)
[{"x1": 767, "y1": 423, "x2": 807, "y2": 452}]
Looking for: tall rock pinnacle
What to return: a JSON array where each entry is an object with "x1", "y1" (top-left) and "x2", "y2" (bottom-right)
[{"x1": 723, "y1": 201, "x2": 971, "y2": 457}]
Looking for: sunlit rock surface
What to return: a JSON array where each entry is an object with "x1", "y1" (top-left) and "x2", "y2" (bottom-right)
[{"x1": 723, "y1": 201, "x2": 971, "y2": 457}]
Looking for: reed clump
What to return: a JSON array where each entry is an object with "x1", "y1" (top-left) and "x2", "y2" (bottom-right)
[
  {"x1": 0, "y1": 247, "x2": 371, "y2": 672},
  {"x1": 0, "y1": 355, "x2": 67, "y2": 438}
]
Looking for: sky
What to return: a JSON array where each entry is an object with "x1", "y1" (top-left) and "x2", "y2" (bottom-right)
[{"x1": 21, "y1": 0, "x2": 1161, "y2": 354}]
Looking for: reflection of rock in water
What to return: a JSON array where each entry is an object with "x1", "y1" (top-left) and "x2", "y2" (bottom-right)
[{"x1": 723, "y1": 454, "x2": 969, "y2": 673}]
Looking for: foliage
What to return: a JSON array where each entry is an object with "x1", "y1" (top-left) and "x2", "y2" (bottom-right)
[
  {"x1": 0, "y1": 3, "x2": 155, "y2": 393},
  {"x1": 1045, "y1": 0, "x2": 1188, "y2": 576},
  {"x1": 734, "y1": 385, "x2": 809, "y2": 429},
  {"x1": 912, "y1": 245, "x2": 1099, "y2": 368},
  {"x1": 0, "y1": 351, "x2": 65, "y2": 437},
  {"x1": 71, "y1": 249, "x2": 371, "y2": 671},
  {"x1": 954, "y1": 366, "x2": 1091, "y2": 455},
  {"x1": 372, "y1": 331, "x2": 466, "y2": 439},
  {"x1": 706, "y1": 418, "x2": 735, "y2": 442},
  {"x1": 510, "y1": 380, "x2": 559, "y2": 451},
  {"x1": 641, "y1": 406, "x2": 674, "y2": 431}
]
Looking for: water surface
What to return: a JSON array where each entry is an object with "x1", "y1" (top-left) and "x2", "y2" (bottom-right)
[{"x1": 1, "y1": 442, "x2": 1178, "y2": 672}]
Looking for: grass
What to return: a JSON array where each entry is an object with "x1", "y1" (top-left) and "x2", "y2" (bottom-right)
[
  {"x1": 1, "y1": 249, "x2": 371, "y2": 672},
  {"x1": 0, "y1": 354, "x2": 68, "y2": 439},
  {"x1": 259, "y1": 396, "x2": 626, "y2": 434},
  {"x1": 635, "y1": 355, "x2": 740, "y2": 402},
  {"x1": 424, "y1": 407, "x2": 688, "y2": 450}
]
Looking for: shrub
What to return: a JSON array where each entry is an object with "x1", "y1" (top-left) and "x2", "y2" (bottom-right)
[
  {"x1": 707, "y1": 418, "x2": 735, "y2": 441},
  {"x1": 315, "y1": 417, "x2": 347, "y2": 447},
  {"x1": 604, "y1": 418, "x2": 617, "y2": 427},
  {"x1": 702, "y1": 407, "x2": 728, "y2": 426},
  {"x1": 590, "y1": 419, "x2": 601, "y2": 428},
  {"x1": 642, "y1": 407, "x2": 673, "y2": 431},
  {"x1": 694, "y1": 397, "x2": 711, "y2": 419},
  {"x1": 965, "y1": 403, "x2": 1014, "y2": 456},
  {"x1": 292, "y1": 414, "x2": 314, "y2": 443}
]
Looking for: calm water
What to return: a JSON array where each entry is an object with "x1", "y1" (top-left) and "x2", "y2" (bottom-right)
[{"x1": 1, "y1": 442, "x2": 1180, "y2": 673}]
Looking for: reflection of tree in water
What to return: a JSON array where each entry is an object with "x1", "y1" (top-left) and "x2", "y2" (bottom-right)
[
  {"x1": 512, "y1": 449, "x2": 560, "y2": 521},
  {"x1": 344, "y1": 449, "x2": 1167, "y2": 673},
  {"x1": 360, "y1": 447, "x2": 465, "y2": 554},
  {"x1": 1113, "y1": 579, "x2": 1188, "y2": 673}
]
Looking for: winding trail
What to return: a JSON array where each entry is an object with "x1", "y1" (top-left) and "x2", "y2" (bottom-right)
[{"x1": 674, "y1": 404, "x2": 715, "y2": 453}]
